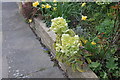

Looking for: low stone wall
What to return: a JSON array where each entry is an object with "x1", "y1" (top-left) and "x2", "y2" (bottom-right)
[
  {"x1": 30, "y1": 18, "x2": 98, "y2": 79},
  {"x1": 30, "y1": 18, "x2": 56, "y2": 56}
]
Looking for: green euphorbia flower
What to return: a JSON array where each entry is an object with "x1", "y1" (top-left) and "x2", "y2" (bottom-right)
[
  {"x1": 50, "y1": 17, "x2": 68, "y2": 34},
  {"x1": 56, "y1": 34, "x2": 80, "y2": 56}
]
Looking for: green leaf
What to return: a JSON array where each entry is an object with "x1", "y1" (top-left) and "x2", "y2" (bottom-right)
[
  {"x1": 56, "y1": 52, "x2": 63, "y2": 61},
  {"x1": 84, "y1": 53, "x2": 91, "y2": 57},
  {"x1": 75, "y1": 60, "x2": 83, "y2": 65},
  {"x1": 67, "y1": 57, "x2": 75, "y2": 63},
  {"x1": 103, "y1": 72, "x2": 108, "y2": 79},
  {"x1": 106, "y1": 57, "x2": 118, "y2": 70},
  {"x1": 100, "y1": 71, "x2": 108, "y2": 79},
  {"x1": 76, "y1": 65, "x2": 84, "y2": 72},
  {"x1": 89, "y1": 62, "x2": 100, "y2": 68},
  {"x1": 86, "y1": 58, "x2": 92, "y2": 64},
  {"x1": 72, "y1": 63, "x2": 76, "y2": 72},
  {"x1": 113, "y1": 70, "x2": 120, "y2": 77}
]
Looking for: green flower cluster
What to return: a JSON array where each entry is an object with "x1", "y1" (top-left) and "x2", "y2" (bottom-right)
[
  {"x1": 50, "y1": 17, "x2": 80, "y2": 57},
  {"x1": 56, "y1": 34, "x2": 80, "y2": 57},
  {"x1": 50, "y1": 17, "x2": 68, "y2": 34},
  {"x1": 96, "y1": 0, "x2": 111, "y2": 5}
]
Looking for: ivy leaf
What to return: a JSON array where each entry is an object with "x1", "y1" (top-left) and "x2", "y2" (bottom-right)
[
  {"x1": 89, "y1": 62, "x2": 100, "y2": 68},
  {"x1": 106, "y1": 57, "x2": 118, "y2": 70}
]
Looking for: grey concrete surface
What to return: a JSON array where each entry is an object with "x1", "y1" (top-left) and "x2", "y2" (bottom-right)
[
  {"x1": 2, "y1": 2, "x2": 65, "y2": 78},
  {"x1": 0, "y1": 32, "x2": 2, "y2": 79},
  {"x1": 0, "y1": 1, "x2": 2, "y2": 80}
]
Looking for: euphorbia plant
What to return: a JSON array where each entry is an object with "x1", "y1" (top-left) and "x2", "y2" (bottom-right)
[{"x1": 50, "y1": 17, "x2": 93, "y2": 72}]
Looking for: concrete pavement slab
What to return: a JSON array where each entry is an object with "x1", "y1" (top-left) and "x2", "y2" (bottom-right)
[{"x1": 2, "y1": 2, "x2": 65, "y2": 78}]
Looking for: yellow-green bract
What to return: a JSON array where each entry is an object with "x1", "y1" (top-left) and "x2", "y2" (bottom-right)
[
  {"x1": 50, "y1": 17, "x2": 68, "y2": 34},
  {"x1": 56, "y1": 34, "x2": 80, "y2": 56}
]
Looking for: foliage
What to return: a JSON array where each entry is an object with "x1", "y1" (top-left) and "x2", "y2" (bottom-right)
[
  {"x1": 79, "y1": 2, "x2": 120, "y2": 79},
  {"x1": 23, "y1": 1, "x2": 120, "y2": 79},
  {"x1": 49, "y1": 2, "x2": 120, "y2": 79},
  {"x1": 33, "y1": 2, "x2": 85, "y2": 27}
]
